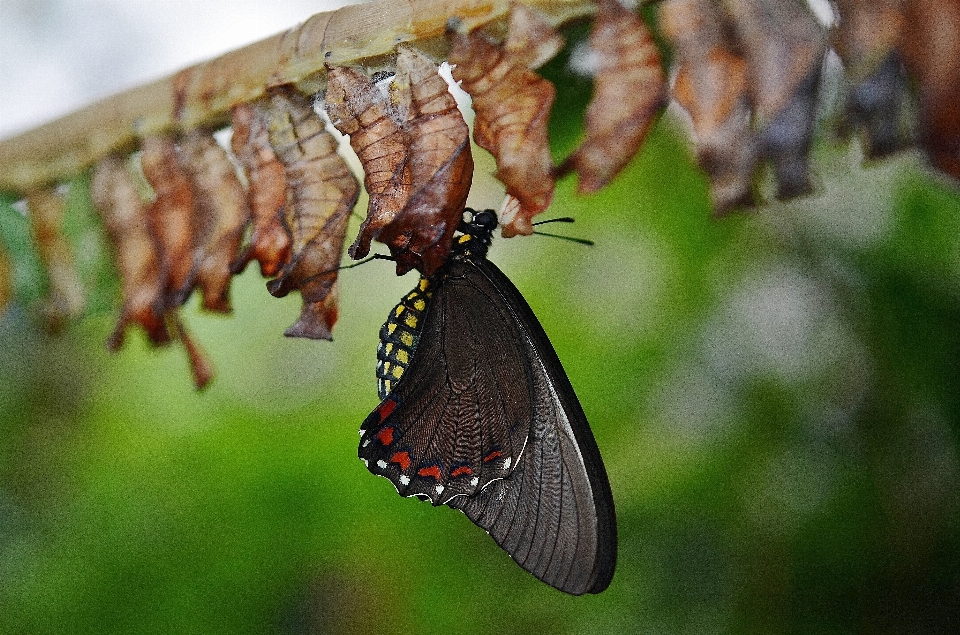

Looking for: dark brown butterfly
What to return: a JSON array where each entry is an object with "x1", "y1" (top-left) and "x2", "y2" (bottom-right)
[{"x1": 358, "y1": 209, "x2": 617, "y2": 595}]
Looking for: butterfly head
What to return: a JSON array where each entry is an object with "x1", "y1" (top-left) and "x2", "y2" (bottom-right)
[{"x1": 452, "y1": 208, "x2": 498, "y2": 261}]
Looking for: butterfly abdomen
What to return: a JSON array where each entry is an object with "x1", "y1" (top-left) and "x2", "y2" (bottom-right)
[{"x1": 376, "y1": 277, "x2": 432, "y2": 400}]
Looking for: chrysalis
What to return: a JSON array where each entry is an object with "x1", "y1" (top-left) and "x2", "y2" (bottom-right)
[
  {"x1": 558, "y1": 0, "x2": 666, "y2": 194},
  {"x1": 26, "y1": 187, "x2": 85, "y2": 329},
  {"x1": 229, "y1": 103, "x2": 292, "y2": 278},
  {"x1": 390, "y1": 46, "x2": 474, "y2": 275},
  {"x1": 177, "y1": 130, "x2": 251, "y2": 313},
  {"x1": 90, "y1": 156, "x2": 170, "y2": 349},
  {"x1": 140, "y1": 136, "x2": 197, "y2": 303},
  {"x1": 325, "y1": 65, "x2": 412, "y2": 261},
  {"x1": 448, "y1": 4, "x2": 563, "y2": 237},
  {"x1": 720, "y1": 0, "x2": 828, "y2": 199},
  {"x1": 660, "y1": 0, "x2": 757, "y2": 212},
  {"x1": 264, "y1": 89, "x2": 359, "y2": 340},
  {"x1": 833, "y1": 0, "x2": 911, "y2": 159},
  {"x1": 899, "y1": 0, "x2": 960, "y2": 181},
  {"x1": 326, "y1": 47, "x2": 473, "y2": 276}
]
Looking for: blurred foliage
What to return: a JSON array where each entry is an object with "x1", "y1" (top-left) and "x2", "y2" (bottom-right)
[
  {"x1": 3, "y1": 24, "x2": 960, "y2": 635},
  {"x1": 0, "y1": 176, "x2": 118, "y2": 321},
  {"x1": 0, "y1": 192, "x2": 46, "y2": 308}
]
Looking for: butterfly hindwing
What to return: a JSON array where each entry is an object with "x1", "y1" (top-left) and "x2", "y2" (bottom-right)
[{"x1": 359, "y1": 259, "x2": 531, "y2": 504}]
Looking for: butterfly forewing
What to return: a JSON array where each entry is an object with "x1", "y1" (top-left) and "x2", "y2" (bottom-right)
[{"x1": 447, "y1": 258, "x2": 616, "y2": 595}]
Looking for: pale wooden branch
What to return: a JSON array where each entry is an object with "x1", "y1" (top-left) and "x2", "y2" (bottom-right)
[{"x1": 0, "y1": 0, "x2": 609, "y2": 194}]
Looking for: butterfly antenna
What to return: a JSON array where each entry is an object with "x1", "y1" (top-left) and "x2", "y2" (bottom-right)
[
  {"x1": 338, "y1": 253, "x2": 395, "y2": 270},
  {"x1": 531, "y1": 217, "x2": 595, "y2": 246},
  {"x1": 296, "y1": 253, "x2": 394, "y2": 287}
]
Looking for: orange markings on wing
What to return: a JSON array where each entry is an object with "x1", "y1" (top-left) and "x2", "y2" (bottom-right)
[
  {"x1": 451, "y1": 465, "x2": 473, "y2": 478},
  {"x1": 377, "y1": 399, "x2": 398, "y2": 422},
  {"x1": 376, "y1": 426, "x2": 395, "y2": 446},
  {"x1": 483, "y1": 450, "x2": 502, "y2": 463},
  {"x1": 417, "y1": 465, "x2": 442, "y2": 480},
  {"x1": 390, "y1": 451, "x2": 412, "y2": 471}
]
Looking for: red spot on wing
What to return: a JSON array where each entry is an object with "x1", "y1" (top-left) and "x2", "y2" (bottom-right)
[
  {"x1": 376, "y1": 427, "x2": 395, "y2": 446},
  {"x1": 482, "y1": 450, "x2": 502, "y2": 463},
  {"x1": 451, "y1": 465, "x2": 473, "y2": 477},
  {"x1": 389, "y1": 451, "x2": 411, "y2": 471},
  {"x1": 417, "y1": 465, "x2": 442, "y2": 480},
  {"x1": 377, "y1": 399, "x2": 397, "y2": 422}
]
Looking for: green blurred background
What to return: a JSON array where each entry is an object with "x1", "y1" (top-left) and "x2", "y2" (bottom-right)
[{"x1": 3, "y1": 16, "x2": 960, "y2": 635}]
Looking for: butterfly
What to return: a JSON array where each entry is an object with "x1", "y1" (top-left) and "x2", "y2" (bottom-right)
[{"x1": 358, "y1": 208, "x2": 616, "y2": 595}]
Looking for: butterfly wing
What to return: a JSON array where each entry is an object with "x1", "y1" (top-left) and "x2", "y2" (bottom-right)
[
  {"x1": 359, "y1": 257, "x2": 617, "y2": 595},
  {"x1": 447, "y1": 258, "x2": 617, "y2": 595},
  {"x1": 359, "y1": 259, "x2": 532, "y2": 504}
]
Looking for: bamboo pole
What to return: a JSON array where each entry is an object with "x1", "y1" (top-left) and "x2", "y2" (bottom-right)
[{"x1": 0, "y1": 0, "x2": 603, "y2": 194}]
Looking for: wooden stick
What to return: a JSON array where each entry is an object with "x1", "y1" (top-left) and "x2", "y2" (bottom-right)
[{"x1": 0, "y1": 0, "x2": 602, "y2": 194}]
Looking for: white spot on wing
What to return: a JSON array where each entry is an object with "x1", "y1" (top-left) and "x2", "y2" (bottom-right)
[
  {"x1": 362, "y1": 439, "x2": 371, "y2": 447},
  {"x1": 504, "y1": 457, "x2": 512, "y2": 470},
  {"x1": 377, "y1": 460, "x2": 388, "y2": 469},
  {"x1": 399, "y1": 475, "x2": 411, "y2": 485},
  {"x1": 470, "y1": 477, "x2": 479, "y2": 487},
  {"x1": 362, "y1": 459, "x2": 369, "y2": 467},
  {"x1": 436, "y1": 484, "x2": 445, "y2": 495}
]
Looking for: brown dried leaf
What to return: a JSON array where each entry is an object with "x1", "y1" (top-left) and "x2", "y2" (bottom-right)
[
  {"x1": 325, "y1": 65, "x2": 412, "y2": 259},
  {"x1": 90, "y1": 156, "x2": 170, "y2": 350},
  {"x1": 389, "y1": 46, "x2": 474, "y2": 275},
  {"x1": 140, "y1": 136, "x2": 197, "y2": 303},
  {"x1": 26, "y1": 187, "x2": 85, "y2": 330},
  {"x1": 899, "y1": 0, "x2": 960, "y2": 181},
  {"x1": 559, "y1": 0, "x2": 666, "y2": 194},
  {"x1": 265, "y1": 89, "x2": 359, "y2": 340},
  {"x1": 177, "y1": 130, "x2": 251, "y2": 313},
  {"x1": 661, "y1": 0, "x2": 757, "y2": 212},
  {"x1": 449, "y1": 5, "x2": 561, "y2": 237},
  {"x1": 229, "y1": 103, "x2": 292, "y2": 277}
]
